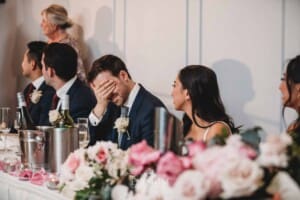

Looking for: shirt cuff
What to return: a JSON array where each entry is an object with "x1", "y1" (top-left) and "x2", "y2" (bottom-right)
[{"x1": 89, "y1": 110, "x2": 103, "y2": 126}]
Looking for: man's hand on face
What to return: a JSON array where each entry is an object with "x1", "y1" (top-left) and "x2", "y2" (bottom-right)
[{"x1": 91, "y1": 79, "x2": 116, "y2": 118}]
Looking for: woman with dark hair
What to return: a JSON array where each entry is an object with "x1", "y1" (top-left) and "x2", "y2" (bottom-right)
[
  {"x1": 279, "y1": 55, "x2": 300, "y2": 134},
  {"x1": 171, "y1": 65, "x2": 237, "y2": 142}
]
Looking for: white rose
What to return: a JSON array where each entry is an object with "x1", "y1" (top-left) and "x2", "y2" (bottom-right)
[
  {"x1": 75, "y1": 164, "x2": 94, "y2": 182},
  {"x1": 61, "y1": 179, "x2": 87, "y2": 199},
  {"x1": 111, "y1": 185, "x2": 130, "y2": 200},
  {"x1": 173, "y1": 170, "x2": 210, "y2": 200},
  {"x1": 133, "y1": 172, "x2": 171, "y2": 199},
  {"x1": 114, "y1": 117, "x2": 129, "y2": 133},
  {"x1": 49, "y1": 109, "x2": 62, "y2": 124},
  {"x1": 256, "y1": 133, "x2": 292, "y2": 168},
  {"x1": 30, "y1": 90, "x2": 42, "y2": 104},
  {"x1": 220, "y1": 157, "x2": 264, "y2": 199}
]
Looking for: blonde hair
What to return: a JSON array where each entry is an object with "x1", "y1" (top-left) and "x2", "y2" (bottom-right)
[{"x1": 41, "y1": 4, "x2": 73, "y2": 29}]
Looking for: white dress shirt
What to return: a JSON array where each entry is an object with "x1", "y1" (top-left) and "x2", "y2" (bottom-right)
[
  {"x1": 89, "y1": 83, "x2": 140, "y2": 126},
  {"x1": 55, "y1": 76, "x2": 77, "y2": 110},
  {"x1": 32, "y1": 76, "x2": 44, "y2": 90}
]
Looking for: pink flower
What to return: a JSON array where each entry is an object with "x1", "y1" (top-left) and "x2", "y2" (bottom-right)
[
  {"x1": 129, "y1": 140, "x2": 161, "y2": 175},
  {"x1": 65, "y1": 153, "x2": 80, "y2": 173},
  {"x1": 192, "y1": 146, "x2": 241, "y2": 197},
  {"x1": 187, "y1": 141, "x2": 206, "y2": 157},
  {"x1": 156, "y1": 152, "x2": 186, "y2": 185},
  {"x1": 96, "y1": 147, "x2": 108, "y2": 164}
]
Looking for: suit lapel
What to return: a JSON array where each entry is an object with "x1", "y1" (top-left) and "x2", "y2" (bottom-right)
[{"x1": 120, "y1": 85, "x2": 146, "y2": 149}]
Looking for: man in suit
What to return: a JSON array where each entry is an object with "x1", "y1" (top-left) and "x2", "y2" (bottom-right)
[
  {"x1": 88, "y1": 54, "x2": 165, "y2": 150},
  {"x1": 42, "y1": 43, "x2": 96, "y2": 122},
  {"x1": 21, "y1": 41, "x2": 55, "y2": 125}
]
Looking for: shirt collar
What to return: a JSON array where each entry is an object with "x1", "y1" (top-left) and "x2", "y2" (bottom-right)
[
  {"x1": 32, "y1": 76, "x2": 44, "y2": 89},
  {"x1": 56, "y1": 76, "x2": 77, "y2": 98},
  {"x1": 124, "y1": 83, "x2": 140, "y2": 113}
]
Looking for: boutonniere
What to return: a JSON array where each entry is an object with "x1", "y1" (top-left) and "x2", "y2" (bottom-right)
[
  {"x1": 114, "y1": 117, "x2": 129, "y2": 133},
  {"x1": 49, "y1": 109, "x2": 62, "y2": 125},
  {"x1": 30, "y1": 90, "x2": 43, "y2": 104}
]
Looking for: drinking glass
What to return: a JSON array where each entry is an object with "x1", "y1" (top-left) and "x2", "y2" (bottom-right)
[
  {"x1": 0, "y1": 107, "x2": 11, "y2": 152},
  {"x1": 14, "y1": 110, "x2": 21, "y2": 131},
  {"x1": 77, "y1": 118, "x2": 89, "y2": 148}
]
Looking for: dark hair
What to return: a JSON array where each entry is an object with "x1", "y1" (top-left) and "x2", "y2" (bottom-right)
[
  {"x1": 283, "y1": 55, "x2": 300, "y2": 133},
  {"x1": 179, "y1": 65, "x2": 237, "y2": 133},
  {"x1": 88, "y1": 54, "x2": 132, "y2": 83},
  {"x1": 27, "y1": 41, "x2": 47, "y2": 70},
  {"x1": 43, "y1": 43, "x2": 77, "y2": 81}
]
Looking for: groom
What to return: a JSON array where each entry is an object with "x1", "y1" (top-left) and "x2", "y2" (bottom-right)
[{"x1": 88, "y1": 54, "x2": 165, "y2": 150}]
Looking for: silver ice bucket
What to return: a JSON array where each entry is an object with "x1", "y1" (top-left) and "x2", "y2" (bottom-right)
[
  {"x1": 154, "y1": 107, "x2": 183, "y2": 153},
  {"x1": 49, "y1": 127, "x2": 79, "y2": 173},
  {"x1": 19, "y1": 128, "x2": 50, "y2": 170},
  {"x1": 19, "y1": 126, "x2": 79, "y2": 172}
]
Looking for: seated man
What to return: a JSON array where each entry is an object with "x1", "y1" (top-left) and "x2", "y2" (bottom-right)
[
  {"x1": 22, "y1": 41, "x2": 55, "y2": 125},
  {"x1": 42, "y1": 43, "x2": 96, "y2": 122},
  {"x1": 88, "y1": 54, "x2": 165, "y2": 150}
]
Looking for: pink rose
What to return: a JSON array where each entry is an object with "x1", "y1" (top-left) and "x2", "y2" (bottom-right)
[
  {"x1": 66, "y1": 153, "x2": 80, "y2": 173},
  {"x1": 96, "y1": 147, "x2": 107, "y2": 164},
  {"x1": 188, "y1": 141, "x2": 206, "y2": 157},
  {"x1": 156, "y1": 152, "x2": 185, "y2": 185},
  {"x1": 129, "y1": 140, "x2": 161, "y2": 175}
]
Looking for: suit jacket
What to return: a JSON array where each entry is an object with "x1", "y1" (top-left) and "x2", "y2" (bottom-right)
[
  {"x1": 66, "y1": 78, "x2": 97, "y2": 122},
  {"x1": 23, "y1": 81, "x2": 55, "y2": 126},
  {"x1": 89, "y1": 85, "x2": 166, "y2": 150}
]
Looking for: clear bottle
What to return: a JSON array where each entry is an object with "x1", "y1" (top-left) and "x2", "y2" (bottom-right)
[
  {"x1": 56, "y1": 94, "x2": 74, "y2": 128},
  {"x1": 16, "y1": 92, "x2": 36, "y2": 130}
]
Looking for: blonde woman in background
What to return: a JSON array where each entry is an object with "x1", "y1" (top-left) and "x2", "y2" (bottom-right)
[{"x1": 41, "y1": 4, "x2": 87, "y2": 82}]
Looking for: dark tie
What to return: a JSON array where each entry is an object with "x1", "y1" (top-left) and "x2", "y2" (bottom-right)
[
  {"x1": 26, "y1": 83, "x2": 35, "y2": 106},
  {"x1": 51, "y1": 94, "x2": 60, "y2": 109}
]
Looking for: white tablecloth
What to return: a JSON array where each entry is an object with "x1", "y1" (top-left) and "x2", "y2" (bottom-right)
[
  {"x1": 0, "y1": 171, "x2": 69, "y2": 200},
  {"x1": 0, "y1": 134, "x2": 69, "y2": 200}
]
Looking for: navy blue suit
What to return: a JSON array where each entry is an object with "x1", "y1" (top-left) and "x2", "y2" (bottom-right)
[
  {"x1": 23, "y1": 81, "x2": 55, "y2": 125},
  {"x1": 89, "y1": 85, "x2": 165, "y2": 150},
  {"x1": 66, "y1": 78, "x2": 97, "y2": 121}
]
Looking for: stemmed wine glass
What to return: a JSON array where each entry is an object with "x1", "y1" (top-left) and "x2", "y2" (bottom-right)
[{"x1": 0, "y1": 107, "x2": 11, "y2": 152}]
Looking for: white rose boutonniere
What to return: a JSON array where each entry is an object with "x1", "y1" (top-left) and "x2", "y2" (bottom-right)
[
  {"x1": 114, "y1": 117, "x2": 129, "y2": 134},
  {"x1": 30, "y1": 90, "x2": 43, "y2": 104},
  {"x1": 49, "y1": 109, "x2": 62, "y2": 125}
]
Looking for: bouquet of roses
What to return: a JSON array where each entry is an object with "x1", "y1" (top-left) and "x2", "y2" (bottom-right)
[
  {"x1": 114, "y1": 132, "x2": 300, "y2": 199},
  {"x1": 59, "y1": 141, "x2": 130, "y2": 200}
]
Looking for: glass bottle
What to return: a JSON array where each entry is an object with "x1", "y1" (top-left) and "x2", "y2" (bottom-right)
[
  {"x1": 56, "y1": 94, "x2": 74, "y2": 128},
  {"x1": 16, "y1": 92, "x2": 36, "y2": 130}
]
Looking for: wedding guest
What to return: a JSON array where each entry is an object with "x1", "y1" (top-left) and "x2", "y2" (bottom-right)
[
  {"x1": 21, "y1": 41, "x2": 55, "y2": 125},
  {"x1": 171, "y1": 65, "x2": 237, "y2": 142},
  {"x1": 42, "y1": 43, "x2": 96, "y2": 121},
  {"x1": 87, "y1": 54, "x2": 165, "y2": 150},
  {"x1": 41, "y1": 4, "x2": 87, "y2": 81},
  {"x1": 279, "y1": 55, "x2": 300, "y2": 134}
]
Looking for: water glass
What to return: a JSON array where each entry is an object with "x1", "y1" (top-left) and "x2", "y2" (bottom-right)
[
  {"x1": 77, "y1": 118, "x2": 89, "y2": 148},
  {"x1": 0, "y1": 107, "x2": 11, "y2": 152}
]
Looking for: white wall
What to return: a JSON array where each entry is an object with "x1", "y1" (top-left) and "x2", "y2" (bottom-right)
[{"x1": 0, "y1": 0, "x2": 299, "y2": 133}]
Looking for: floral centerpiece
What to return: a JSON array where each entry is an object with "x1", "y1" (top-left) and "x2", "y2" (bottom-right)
[
  {"x1": 115, "y1": 133, "x2": 300, "y2": 199},
  {"x1": 58, "y1": 129, "x2": 300, "y2": 200},
  {"x1": 59, "y1": 141, "x2": 130, "y2": 200}
]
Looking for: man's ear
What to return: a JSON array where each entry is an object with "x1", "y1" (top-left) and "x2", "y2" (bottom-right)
[
  {"x1": 31, "y1": 60, "x2": 37, "y2": 70},
  {"x1": 47, "y1": 67, "x2": 56, "y2": 77},
  {"x1": 119, "y1": 70, "x2": 129, "y2": 81}
]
